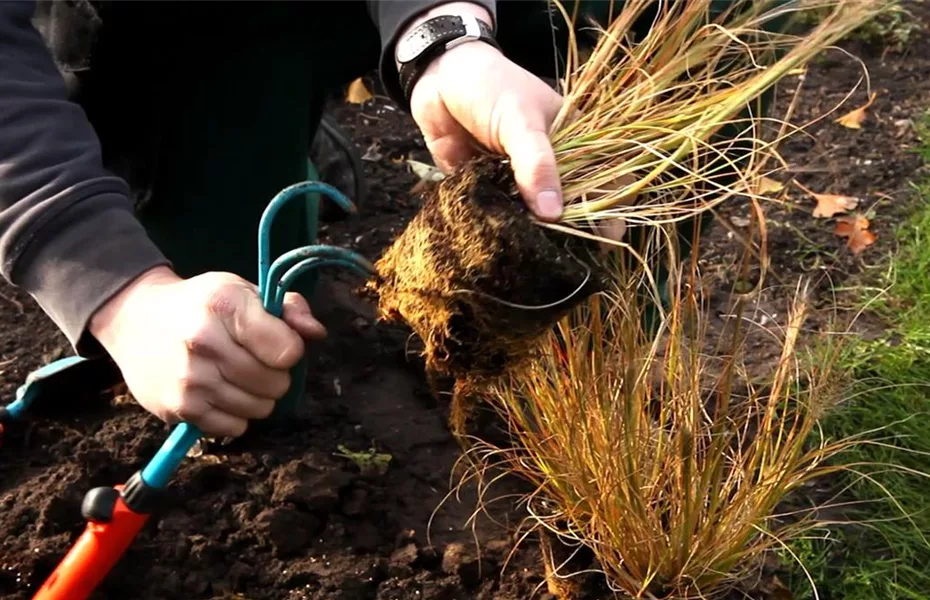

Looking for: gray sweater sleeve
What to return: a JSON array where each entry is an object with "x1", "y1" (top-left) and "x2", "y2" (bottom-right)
[{"x1": 0, "y1": 0, "x2": 170, "y2": 354}]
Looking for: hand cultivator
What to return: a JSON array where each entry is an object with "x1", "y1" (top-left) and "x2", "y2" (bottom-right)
[{"x1": 1, "y1": 181, "x2": 373, "y2": 600}]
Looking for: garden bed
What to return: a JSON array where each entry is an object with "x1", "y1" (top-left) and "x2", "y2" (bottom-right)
[{"x1": 1, "y1": 10, "x2": 929, "y2": 599}]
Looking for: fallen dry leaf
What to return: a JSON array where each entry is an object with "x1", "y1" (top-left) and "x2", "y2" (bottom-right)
[
  {"x1": 812, "y1": 193, "x2": 859, "y2": 218},
  {"x1": 757, "y1": 176, "x2": 784, "y2": 195},
  {"x1": 729, "y1": 215, "x2": 752, "y2": 227},
  {"x1": 793, "y1": 181, "x2": 859, "y2": 218},
  {"x1": 346, "y1": 78, "x2": 373, "y2": 104},
  {"x1": 835, "y1": 214, "x2": 877, "y2": 255},
  {"x1": 835, "y1": 92, "x2": 877, "y2": 129},
  {"x1": 361, "y1": 141, "x2": 382, "y2": 162},
  {"x1": 407, "y1": 159, "x2": 445, "y2": 182}
]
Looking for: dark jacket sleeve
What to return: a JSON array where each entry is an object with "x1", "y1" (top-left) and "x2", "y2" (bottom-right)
[
  {"x1": 0, "y1": 0, "x2": 171, "y2": 354},
  {"x1": 366, "y1": 0, "x2": 497, "y2": 109}
]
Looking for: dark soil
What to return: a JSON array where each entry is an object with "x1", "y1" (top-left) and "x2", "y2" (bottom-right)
[{"x1": 2, "y1": 10, "x2": 930, "y2": 600}]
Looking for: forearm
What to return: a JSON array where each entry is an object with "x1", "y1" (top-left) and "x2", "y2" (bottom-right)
[{"x1": 0, "y1": 0, "x2": 170, "y2": 353}]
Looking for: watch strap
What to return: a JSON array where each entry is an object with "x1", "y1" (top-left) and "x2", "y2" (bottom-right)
[{"x1": 396, "y1": 14, "x2": 498, "y2": 103}]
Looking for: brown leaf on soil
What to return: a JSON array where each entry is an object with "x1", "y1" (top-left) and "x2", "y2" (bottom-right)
[
  {"x1": 346, "y1": 78, "x2": 373, "y2": 104},
  {"x1": 757, "y1": 176, "x2": 784, "y2": 195},
  {"x1": 835, "y1": 92, "x2": 877, "y2": 129},
  {"x1": 794, "y1": 181, "x2": 859, "y2": 218},
  {"x1": 835, "y1": 214, "x2": 877, "y2": 255},
  {"x1": 812, "y1": 193, "x2": 859, "y2": 218}
]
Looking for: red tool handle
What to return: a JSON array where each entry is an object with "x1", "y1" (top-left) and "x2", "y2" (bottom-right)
[{"x1": 32, "y1": 485, "x2": 149, "y2": 600}]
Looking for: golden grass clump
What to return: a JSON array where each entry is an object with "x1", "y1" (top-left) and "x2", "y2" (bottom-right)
[
  {"x1": 548, "y1": 0, "x2": 887, "y2": 229},
  {"x1": 464, "y1": 240, "x2": 859, "y2": 598},
  {"x1": 368, "y1": 0, "x2": 890, "y2": 391}
]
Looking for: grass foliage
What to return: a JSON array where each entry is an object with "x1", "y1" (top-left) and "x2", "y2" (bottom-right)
[{"x1": 467, "y1": 248, "x2": 871, "y2": 598}]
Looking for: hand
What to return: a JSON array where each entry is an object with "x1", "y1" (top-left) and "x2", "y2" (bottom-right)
[
  {"x1": 89, "y1": 266, "x2": 326, "y2": 437},
  {"x1": 402, "y1": 4, "x2": 565, "y2": 222}
]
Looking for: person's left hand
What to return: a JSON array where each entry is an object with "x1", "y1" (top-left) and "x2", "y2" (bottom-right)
[{"x1": 403, "y1": 6, "x2": 565, "y2": 222}]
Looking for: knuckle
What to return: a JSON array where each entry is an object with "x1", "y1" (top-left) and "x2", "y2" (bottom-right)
[
  {"x1": 177, "y1": 374, "x2": 197, "y2": 394},
  {"x1": 277, "y1": 339, "x2": 305, "y2": 369},
  {"x1": 176, "y1": 365, "x2": 205, "y2": 394},
  {"x1": 204, "y1": 285, "x2": 240, "y2": 319},
  {"x1": 181, "y1": 326, "x2": 212, "y2": 356}
]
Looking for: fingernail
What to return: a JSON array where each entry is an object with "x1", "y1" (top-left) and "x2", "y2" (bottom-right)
[{"x1": 536, "y1": 190, "x2": 563, "y2": 220}]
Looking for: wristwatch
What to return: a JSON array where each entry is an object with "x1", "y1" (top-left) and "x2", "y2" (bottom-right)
[{"x1": 395, "y1": 14, "x2": 500, "y2": 103}]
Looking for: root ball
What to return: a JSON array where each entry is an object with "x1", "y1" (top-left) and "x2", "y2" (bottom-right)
[{"x1": 367, "y1": 156, "x2": 602, "y2": 382}]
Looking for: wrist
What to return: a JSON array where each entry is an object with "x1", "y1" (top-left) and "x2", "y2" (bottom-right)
[{"x1": 88, "y1": 265, "x2": 179, "y2": 348}]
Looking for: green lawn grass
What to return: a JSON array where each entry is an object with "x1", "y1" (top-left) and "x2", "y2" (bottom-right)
[{"x1": 785, "y1": 112, "x2": 930, "y2": 599}]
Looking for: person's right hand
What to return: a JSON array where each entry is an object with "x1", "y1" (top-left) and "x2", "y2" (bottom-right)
[{"x1": 88, "y1": 266, "x2": 326, "y2": 438}]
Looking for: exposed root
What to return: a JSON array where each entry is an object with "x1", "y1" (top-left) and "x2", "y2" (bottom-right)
[{"x1": 366, "y1": 156, "x2": 603, "y2": 433}]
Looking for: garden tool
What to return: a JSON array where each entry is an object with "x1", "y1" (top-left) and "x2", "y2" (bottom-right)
[
  {"x1": 30, "y1": 180, "x2": 375, "y2": 600},
  {"x1": 0, "y1": 355, "x2": 121, "y2": 450},
  {"x1": 312, "y1": 113, "x2": 368, "y2": 222}
]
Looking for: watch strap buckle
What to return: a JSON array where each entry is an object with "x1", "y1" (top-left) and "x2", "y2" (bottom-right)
[{"x1": 446, "y1": 15, "x2": 483, "y2": 50}]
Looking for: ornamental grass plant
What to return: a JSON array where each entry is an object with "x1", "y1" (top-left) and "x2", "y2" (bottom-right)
[
  {"x1": 465, "y1": 244, "x2": 862, "y2": 599},
  {"x1": 369, "y1": 2, "x2": 906, "y2": 596}
]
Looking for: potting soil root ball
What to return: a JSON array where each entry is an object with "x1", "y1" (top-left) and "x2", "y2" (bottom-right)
[{"x1": 367, "y1": 156, "x2": 601, "y2": 425}]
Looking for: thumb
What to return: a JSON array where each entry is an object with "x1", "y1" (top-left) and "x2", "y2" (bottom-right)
[
  {"x1": 215, "y1": 284, "x2": 305, "y2": 370},
  {"x1": 497, "y1": 99, "x2": 564, "y2": 222},
  {"x1": 281, "y1": 292, "x2": 327, "y2": 340}
]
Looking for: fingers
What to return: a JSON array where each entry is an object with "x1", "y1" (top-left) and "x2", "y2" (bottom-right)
[
  {"x1": 409, "y1": 52, "x2": 483, "y2": 173},
  {"x1": 170, "y1": 362, "x2": 277, "y2": 438},
  {"x1": 214, "y1": 341, "x2": 292, "y2": 399},
  {"x1": 598, "y1": 218, "x2": 627, "y2": 241},
  {"x1": 207, "y1": 380, "x2": 277, "y2": 421},
  {"x1": 167, "y1": 379, "x2": 252, "y2": 438},
  {"x1": 281, "y1": 292, "x2": 327, "y2": 341},
  {"x1": 193, "y1": 409, "x2": 249, "y2": 439},
  {"x1": 180, "y1": 291, "x2": 296, "y2": 398},
  {"x1": 211, "y1": 285, "x2": 306, "y2": 370}
]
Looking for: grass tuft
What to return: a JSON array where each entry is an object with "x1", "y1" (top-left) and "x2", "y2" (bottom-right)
[
  {"x1": 546, "y1": 0, "x2": 889, "y2": 237},
  {"x1": 459, "y1": 229, "x2": 904, "y2": 598}
]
